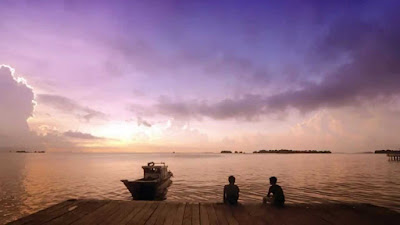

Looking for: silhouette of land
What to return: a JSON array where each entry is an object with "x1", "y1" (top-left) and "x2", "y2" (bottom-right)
[
  {"x1": 375, "y1": 150, "x2": 400, "y2": 154},
  {"x1": 220, "y1": 150, "x2": 245, "y2": 154},
  {"x1": 220, "y1": 150, "x2": 232, "y2": 153},
  {"x1": 14, "y1": 150, "x2": 46, "y2": 153},
  {"x1": 9, "y1": 200, "x2": 400, "y2": 225},
  {"x1": 253, "y1": 149, "x2": 331, "y2": 154}
]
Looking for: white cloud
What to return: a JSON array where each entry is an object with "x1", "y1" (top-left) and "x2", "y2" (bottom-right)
[{"x1": 0, "y1": 65, "x2": 36, "y2": 148}]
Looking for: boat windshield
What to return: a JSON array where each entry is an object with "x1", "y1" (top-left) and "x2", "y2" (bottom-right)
[
  {"x1": 144, "y1": 167, "x2": 163, "y2": 180},
  {"x1": 145, "y1": 168, "x2": 160, "y2": 174}
]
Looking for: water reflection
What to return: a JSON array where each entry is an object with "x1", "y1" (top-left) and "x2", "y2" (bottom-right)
[
  {"x1": 0, "y1": 154, "x2": 29, "y2": 224},
  {"x1": 0, "y1": 152, "x2": 400, "y2": 224}
]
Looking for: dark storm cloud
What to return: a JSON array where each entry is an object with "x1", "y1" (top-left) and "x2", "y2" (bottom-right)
[
  {"x1": 37, "y1": 94, "x2": 107, "y2": 121},
  {"x1": 268, "y1": 10, "x2": 400, "y2": 112},
  {"x1": 153, "y1": 7, "x2": 400, "y2": 120},
  {"x1": 154, "y1": 95, "x2": 266, "y2": 120}
]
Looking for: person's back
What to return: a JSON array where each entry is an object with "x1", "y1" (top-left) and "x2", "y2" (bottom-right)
[
  {"x1": 264, "y1": 176, "x2": 285, "y2": 207},
  {"x1": 268, "y1": 183, "x2": 285, "y2": 206},
  {"x1": 224, "y1": 176, "x2": 239, "y2": 205}
]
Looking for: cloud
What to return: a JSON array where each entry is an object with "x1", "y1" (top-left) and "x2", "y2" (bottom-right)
[
  {"x1": 0, "y1": 65, "x2": 77, "y2": 150},
  {"x1": 0, "y1": 65, "x2": 107, "y2": 151},
  {"x1": 37, "y1": 94, "x2": 106, "y2": 122},
  {"x1": 215, "y1": 106, "x2": 400, "y2": 152},
  {"x1": 0, "y1": 65, "x2": 36, "y2": 147},
  {"x1": 154, "y1": 95, "x2": 266, "y2": 120},
  {"x1": 155, "y1": 119, "x2": 209, "y2": 146},
  {"x1": 149, "y1": 9, "x2": 400, "y2": 120},
  {"x1": 267, "y1": 11, "x2": 400, "y2": 113},
  {"x1": 63, "y1": 131, "x2": 104, "y2": 140},
  {"x1": 137, "y1": 117, "x2": 152, "y2": 127},
  {"x1": 284, "y1": 107, "x2": 400, "y2": 151}
]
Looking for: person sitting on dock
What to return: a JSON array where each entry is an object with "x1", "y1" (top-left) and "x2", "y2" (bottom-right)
[
  {"x1": 263, "y1": 176, "x2": 285, "y2": 207},
  {"x1": 224, "y1": 175, "x2": 240, "y2": 205}
]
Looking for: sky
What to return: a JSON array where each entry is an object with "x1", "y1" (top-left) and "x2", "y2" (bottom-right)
[{"x1": 1, "y1": 0, "x2": 400, "y2": 152}]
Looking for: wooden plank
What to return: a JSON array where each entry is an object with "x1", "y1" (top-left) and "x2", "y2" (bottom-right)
[
  {"x1": 71, "y1": 201, "x2": 121, "y2": 225},
  {"x1": 229, "y1": 204, "x2": 251, "y2": 225},
  {"x1": 220, "y1": 205, "x2": 238, "y2": 225},
  {"x1": 182, "y1": 203, "x2": 192, "y2": 225},
  {"x1": 199, "y1": 204, "x2": 210, "y2": 225},
  {"x1": 230, "y1": 205, "x2": 249, "y2": 225},
  {"x1": 351, "y1": 204, "x2": 400, "y2": 225},
  {"x1": 9, "y1": 201, "x2": 400, "y2": 225},
  {"x1": 214, "y1": 204, "x2": 228, "y2": 225},
  {"x1": 231, "y1": 204, "x2": 264, "y2": 225},
  {"x1": 172, "y1": 203, "x2": 186, "y2": 225},
  {"x1": 126, "y1": 202, "x2": 153, "y2": 224},
  {"x1": 120, "y1": 202, "x2": 151, "y2": 225},
  {"x1": 163, "y1": 203, "x2": 179, "y2": 225},
  {"x1": 191, "y1": 203, "x2": 200, "y2": 225},
  {"x1": 204, "y1": 204, "x2": 219, "y2": 225},
  {"x1": 44, "y1": 200, "x2": 108, "y2": 225},
  {"x1": 127, "y1": 201, "x2": 159, "y2": 225},
  {"x1": 292, "y1": 205, "x2": 335, "y2": 225},
  {"x1": 99, "y1": 201, "x2": 146, "y2": 225},
  {"x1": 314, "y1": 204, "x2": 378, "y2": 225},
  {"x1": 8, "y1": 200, "x2": 79, "y2": 225},
  {"x1": 140, "y1": 202, "x2": 161, "y2": 225},
  {"x1": 154, "y1": 202, "x2": 172, "y2": 225},
  {"x1": 145, "y1": 202, "x2": 167, "y2": 225}
]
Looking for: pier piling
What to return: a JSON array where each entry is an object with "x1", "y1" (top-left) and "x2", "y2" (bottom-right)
[{"x1": 387, "y1": 153, "x2": 400, "y2": 161}]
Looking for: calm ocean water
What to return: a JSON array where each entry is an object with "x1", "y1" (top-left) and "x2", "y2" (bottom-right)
[{"x1": 0, "y1": 152, "x2": 399, "y2": 224}]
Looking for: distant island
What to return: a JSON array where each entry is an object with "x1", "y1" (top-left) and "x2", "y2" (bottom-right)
[
  {"x1": 221, "y1": 150, "x2": 232, "y2": 153},
  {"x1": 13, "y1": 150, "x2": 46, "y2": 153},
  {"x1": 375, "y1": 150, "x2": 400, "y2": 154},
  {"x1": 220, "y1": 150, "x2": 245, "y2": 154},
  {"x1": 253, "y1": 149, "x2": 331, "y2": 154}
]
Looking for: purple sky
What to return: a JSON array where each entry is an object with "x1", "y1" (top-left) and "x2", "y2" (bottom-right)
[{"x1": 1, "y1": 0, "x2": 400, "y2": 152}]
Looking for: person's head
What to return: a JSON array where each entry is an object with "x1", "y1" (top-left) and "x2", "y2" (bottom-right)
[
  {"x1": 228, "y1": 175, "x2": 235, "y2": 184},
  {"x1": 269, "y1": 176, "x2": 277, "y2": 185}
]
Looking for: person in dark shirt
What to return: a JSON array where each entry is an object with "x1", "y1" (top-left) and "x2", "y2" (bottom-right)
[
  {"x1": 263, "y1": 176, "x2": 285, "y2": 207},
  {"x1": 223, "y1": 176, "x2": 240, "y2": 205}
]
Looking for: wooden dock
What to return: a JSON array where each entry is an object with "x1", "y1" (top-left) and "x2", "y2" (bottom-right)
[
  {"x1": 387, "y1": 153, "x2": 400, "y2": 161},
  {"x1": 8, "y1": 199, "x2": 400, "y2": 225}
]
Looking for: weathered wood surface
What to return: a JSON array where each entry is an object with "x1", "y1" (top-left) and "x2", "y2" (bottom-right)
[{"x1": 8, "y1": 200, "x2": 400, "y2": 225}]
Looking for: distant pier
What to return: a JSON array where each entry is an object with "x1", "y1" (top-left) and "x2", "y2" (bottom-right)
[
  {"x1": 387, "y1": 153, "x2": 400, "y2": 161},
  {"x1": 8, "y1": 199, "x2": 400, "y2": 225}
]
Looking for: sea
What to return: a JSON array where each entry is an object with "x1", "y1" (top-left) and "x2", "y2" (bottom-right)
[{"x1": 1, "y1": 152, "x2": 399, "y2": 224}]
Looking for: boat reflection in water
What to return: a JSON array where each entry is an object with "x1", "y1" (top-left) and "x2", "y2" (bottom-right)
[{"x1": 121, "y1": 162, "x2": 173, "y2": 200}]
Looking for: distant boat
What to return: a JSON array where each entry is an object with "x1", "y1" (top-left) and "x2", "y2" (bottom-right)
[{"x1": 121, "y1": 162, "x2": 173, "y2": 200}]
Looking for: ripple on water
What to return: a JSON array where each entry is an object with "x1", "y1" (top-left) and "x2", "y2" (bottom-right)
[{"x1": 0, "y1": 153, "x2": 400, "y2": 224}]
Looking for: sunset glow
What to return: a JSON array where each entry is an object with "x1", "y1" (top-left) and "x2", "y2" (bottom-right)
[{"x1": 1, "y1": 1, "x2": 400, "y2": 153}]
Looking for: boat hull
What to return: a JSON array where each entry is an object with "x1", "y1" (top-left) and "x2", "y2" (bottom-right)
[{"x1": 121, "y1": 173, "x2": 173, "y2": 200}]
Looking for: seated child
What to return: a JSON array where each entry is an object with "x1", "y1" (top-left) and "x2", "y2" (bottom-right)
[
  {"x1": 223, "y1": 176, "x2": 240, "y2": 205},
  {"x1": 263, "y1": 176, "x2": 285, "y2": 207}
]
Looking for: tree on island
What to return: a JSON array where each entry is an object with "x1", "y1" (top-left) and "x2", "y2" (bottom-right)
[
  {"x1": 253, "y1": 149, "x2": 331, "y2": 154},
  {"x1": 221, "y1": 150, "x2": 232, "y2": 153},
  {"x1": 375, "y1": 150, "x2": 400, "y2": 154}
]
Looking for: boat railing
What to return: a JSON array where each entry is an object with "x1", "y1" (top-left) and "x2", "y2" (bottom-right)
[{"x1": 147, "y1": 162, "x2": 166, "y2": 166}]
